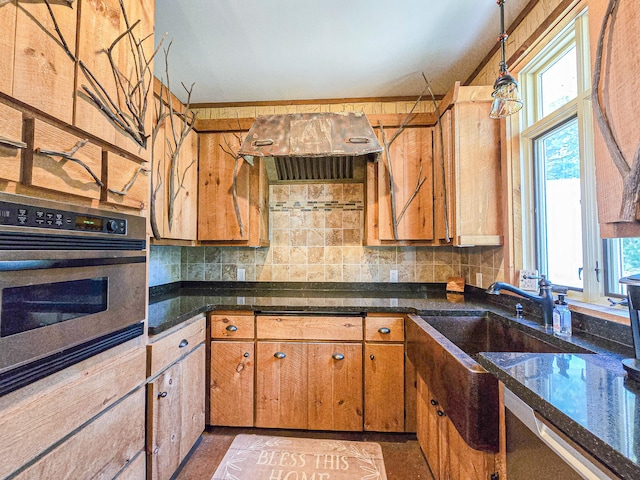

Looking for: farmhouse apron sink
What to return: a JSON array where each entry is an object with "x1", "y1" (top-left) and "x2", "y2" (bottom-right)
[{"x1": 406, "y1": 312, "x2": 592, "y2": 452}]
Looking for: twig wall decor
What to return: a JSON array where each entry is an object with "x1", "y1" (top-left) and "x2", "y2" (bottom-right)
[
  {"x1": 43, "y1": 0, "x2": 164, "y2": 148},
  {"x1": 593, "y1": 0, "x2": 640, "y2": 221},
  {"x1": 219, "y1": 133, "x2": 248, "y2": 238}
]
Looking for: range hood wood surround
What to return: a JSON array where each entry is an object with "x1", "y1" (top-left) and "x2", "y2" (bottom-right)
[{"x1": 238, "y1": 112, "x2": 383, "y2": 183}]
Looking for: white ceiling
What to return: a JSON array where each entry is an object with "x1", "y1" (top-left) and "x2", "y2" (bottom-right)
[{"x1": 154, "y1": 0, "x2": 530, "y2": 105}]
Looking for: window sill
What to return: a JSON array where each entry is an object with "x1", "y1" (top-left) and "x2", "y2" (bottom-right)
[{"x1": 568, "y1": 299, "x2": 630, "y2": 326}]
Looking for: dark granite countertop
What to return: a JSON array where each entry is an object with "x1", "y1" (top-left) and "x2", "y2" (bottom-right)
[
  {"x1": 148, "y1": 280, "x2": 640, "y2": 478},
  {"x1": 148, "y1": 281, "x2": 488, "y2": 335}
]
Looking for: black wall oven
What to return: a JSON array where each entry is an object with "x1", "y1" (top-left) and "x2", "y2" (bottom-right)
[{"x1": 0, "y1": 193, "x2": 146, "y2": 396}]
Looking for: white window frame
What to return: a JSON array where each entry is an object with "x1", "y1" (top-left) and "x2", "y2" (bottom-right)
[{"x1": 518, "y1": 10, "x2": 603, "y2": 304}]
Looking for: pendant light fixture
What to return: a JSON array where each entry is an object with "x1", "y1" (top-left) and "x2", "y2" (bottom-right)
[{"x1": 489, "y1": 0, "x2": 523, "y2": 119}]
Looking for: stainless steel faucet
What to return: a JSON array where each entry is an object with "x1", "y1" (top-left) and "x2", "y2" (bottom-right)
[{"x1": 486, "y1": 276, "x2": 555, "y2": 329}]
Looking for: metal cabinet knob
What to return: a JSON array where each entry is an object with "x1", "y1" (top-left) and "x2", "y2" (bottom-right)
[
  {"x1": 370, "y1": 354, "x2": 375, "y2": 360},
  {"x1": 436, "y1": 409, "x2": 446, "y2": 417},
  {"x1": 274, "y1": 352, "x2": 286, "y2": 359},
  {"x1": 158, "y1": 391, "x2": 168, "y2": 398},
  {"x1": 332, "y1": 353, "x2": 345, "y2": 361},
  {"x1": 378, "y1": 327, "x2": 391, "y2": 334},
  {"x1": 225, "y1": 325, "x2": 238, "y2": 332},
  {"x1": 178, "y1": 339, "x2": 188, "y2": 348},
  {"x1": 430, "y1": 399, "x2": 438, "y2": 406},
  {"x1": 243, "y1": 352, "x2": 250, "y2": 358}
]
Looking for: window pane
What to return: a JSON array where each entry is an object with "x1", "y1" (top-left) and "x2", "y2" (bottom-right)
[
  {"x1": 540, "y1": 46, "x2": 577, "y2": 117},
  {"x1": 606, "y1": 238, "x2": 640, "y2": 295},
  {"x1": 536, "y1": 118, "x2": 582, "y2": 289}
]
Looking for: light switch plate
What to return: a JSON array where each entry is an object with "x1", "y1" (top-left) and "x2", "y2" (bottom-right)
[
  {"x1": 390, "y1": 270, "x2": 398, "y2": 282},
  {"x1": 519, "y1": 269, "x2": 539, "y2": 291},
  {"x1": 237, "y1": 268, "x2": 245, "y2": 281}
]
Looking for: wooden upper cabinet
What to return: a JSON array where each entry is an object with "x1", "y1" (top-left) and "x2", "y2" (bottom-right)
[
  {"x1": 435, "y1": 83, "x2": 502, "y2": 246},
  {"x1": 589, "y1": 0, "x2": 640, "y2": 237},
  {"x1": 0, "y1": 0, "x2": 16, "y2": 95},
  {"x1": 27, "y1": 119, "x2": 102, "y2": 200},
  {"x1": 13, "y1": 0, "x2": 76, "y2": 124},
  {"x1": 198, "y1": 132, "x2": 269, "y2": 245},
  {"x1": 375, "y1": 127, "x2": 435, "y2": 242}
]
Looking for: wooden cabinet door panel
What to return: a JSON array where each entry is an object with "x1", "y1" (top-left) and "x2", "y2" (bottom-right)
[
  {"x1": 29, "y1": 119, "x2": 102, "y2": 199},
  {"x1": 417, "y1": 375, "x2": 442, "y2": 478},
  {"x1": 147, "y1": 317, "x2": 206, "y2": 378},
  {"x1": 198, "y1": 132, "x2": 250, "y2": 241},
  {"x1": 211, "y1": 314, "x2": 255, "y2": 340},
  {"x1": 0, "y1": 1, "x2": 16, "y2": 95},
  {"x1": 180, "y1": 344, "x2": 205, "y2": 461},
  {"x1": 148, "y1": 362, "x2": 182, "y2": 480},
  {"x1": 365, "y1": 315, "x2": 404, "y2": 342},
  {"x1": 0, "y1": 101, "x2": 23, "y2": 182},
  {"x1": 256, "y1": 315, "x2": 363, "y2": 341},
  {"x1": 14, "y1": 0, "x2": 76, "y2": 124},
  {"x1": 364, "y1": 343, "x2": 404, "y2": 432},
  {"x1": 255, "y1": 342, "x2": 307, "y2": 429},
  {"x1": 210, "y1": 341, "x2": 254, "y2": 427},
  {"x1": 377, "y1": 127, "x2": 435, "y2": 241},
  {"x1": 105, "y1": 151, "x2": 149, "y2": 210},
  {"x1": 308, "y1": 343, "x2": 363, "y2": 431}
]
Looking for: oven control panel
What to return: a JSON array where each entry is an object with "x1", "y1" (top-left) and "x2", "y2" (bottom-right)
[{"x1": 0, "y1": 200, "x2": 127, "y2": 235}]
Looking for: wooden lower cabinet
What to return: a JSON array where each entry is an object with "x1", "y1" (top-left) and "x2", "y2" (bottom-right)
[
  {"x1": 364, "y1": 343, "x2": 405, "y2": 432},
  {"x1": 210, "y1": 341, "x2": 255, "y2": 426},
  {"x1": 255, "y1": 341, "x2": 363, "y2": 431},
  {"x1": 417, "y1": 375, "x2": 497, "y2": 480},
  {"x1": 147, "y1": 318, "x2": 206, "y2": 480}
]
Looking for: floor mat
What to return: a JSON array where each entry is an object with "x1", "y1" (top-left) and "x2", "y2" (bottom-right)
[{"x1": 212, "y1": 433, "x2": 388, "y2": 480}]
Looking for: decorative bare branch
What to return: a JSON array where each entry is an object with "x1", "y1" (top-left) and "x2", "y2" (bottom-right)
[
  {"x1": 36, "y1": 139, "x2": 104, "y2": 187},
  {"x1": 150, "y1": 81, "x2": 168, "y2": 240},
  {"x1": 0, "y1": 136, "x2": 27, "y2": 149},
  {"x1": 220, "y1": 134, "x2": 246, "y2": 238},
  {"x1": 108, "y1": 166, "x2": 149, "y2": 196},
  {"x1": 593, "y1": 0, "x2": 640, "y2": 221},
  {"x1": 43, "y1": 0, "x2": 164, "y2": 148}
]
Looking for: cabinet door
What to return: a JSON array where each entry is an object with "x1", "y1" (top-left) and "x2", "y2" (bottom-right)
[
  {"x1": 444, "y1": 415, "x2": 496, "y2": 480},
  {"x1": 14, "y1": 0, "x2": 76, "y2": 123},
  {"x1": 416, "y1": 375, "x2": 443, "y2": 478},
  {"x1": 198, "y1": 132, "x2": 250, "y2": 241},
  {"x1": 148, "y1": 361, "x2": 182, "y2": 480},
  {"x1": 0, "y1": 0, "x2": 16, "y2": 94},
  {"x1": 180, "y1": 344, "x2": 205, "y2": 462},
  {"x1": 209, "y1": 341, "x2": 254, "y2": 426},
  {"x1": 255, "y1": 342, "x2": 307, "y2": 429},
  {"x1": 377, "y1": 127, "x2": 435, "y2": 241},
  {"x1": 364, "y1": 343, "x2": 404, "y2": 432},
  {"x1": 308, "y1": 342, "x2": 363, "y2": 431}
]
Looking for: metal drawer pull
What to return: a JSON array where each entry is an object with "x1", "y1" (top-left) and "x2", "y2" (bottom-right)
[
  {"x1": 0, "y1": 136, "x2": 27, "y2": 149},
  {"x1": 225, "y1": 325, "x2": 238, "y2": 332},
  {"x1": 243, "y1": 352, "x2": 250, "y2": 358},
  {"x1": 158, "y1": 391, "x2": 168, "y2": 398},
  {"x1": 178, "y1": 339, "x2": 189, "y2": 348},
  {"x1": 332, "y1": 353, "x2": 345, "y2": 361},
  {"x1": 274, "y1": 352, "x2": 286, "y2": 359},
  {"x1": 378, "y1": 327, "x2": 391, "y2": 334},
  {"x1": 370, "y1": 354, "x2": 375, "y2": 360}
]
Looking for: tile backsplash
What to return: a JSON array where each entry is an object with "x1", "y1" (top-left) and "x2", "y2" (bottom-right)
[{"x1": 149, "y1": 183, "x2": 504, "y2": 287}]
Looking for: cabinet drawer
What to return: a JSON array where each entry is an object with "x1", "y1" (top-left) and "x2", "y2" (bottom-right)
[
  {"x1": 29, "y1": 119, "x2": 102, "y2": 199},
  {"x1": 210, "y1": 314, "x2": 255, "y2": 339},
  {"x1": 0, "y1": 101, "x2": 24, "y2": 182},
  {"x1": 256, "y1": 315, "x2": 363, "y2": 341},
  {"x1": 365, "y1": 316, "x2": 405, "y2": 342},
  {"x1": 148, "y1": 316, "x2": 206, "y2": 377}
]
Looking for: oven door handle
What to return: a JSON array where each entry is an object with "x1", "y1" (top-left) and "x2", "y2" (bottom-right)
[{"x1": 0, "y1": 256, "x2": 146, "y2": 272}]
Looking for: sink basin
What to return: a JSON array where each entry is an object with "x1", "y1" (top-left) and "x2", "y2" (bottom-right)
[
  {"x1": 424, "y1": 313, "x2": 589, "y2": 359},
  {"x1": 406, "y1": 312, "x2": 592, "y2": 453}
]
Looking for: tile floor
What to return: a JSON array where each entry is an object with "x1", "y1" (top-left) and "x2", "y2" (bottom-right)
[{"x1": 175, "y1": 427, "x2": 434, "y2": 480}]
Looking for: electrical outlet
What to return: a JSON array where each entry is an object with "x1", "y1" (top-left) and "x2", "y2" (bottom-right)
[
  {"x1": 519, "y1": 269, "x2": 539, "y2": 291},
  {"x1": 390, "y1": 270, "x2": 398, "y2": 282},
  {"x1": 476, "y1": 272, "x2": 483, "y2": 287},
  {"x1": 237, "y1": 268, "x2": 245, "y2": 281}
]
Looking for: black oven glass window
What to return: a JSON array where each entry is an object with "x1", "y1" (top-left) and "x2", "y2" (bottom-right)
[{"x1": 1, "y1": 278, "x2": 108, "y2": 337}]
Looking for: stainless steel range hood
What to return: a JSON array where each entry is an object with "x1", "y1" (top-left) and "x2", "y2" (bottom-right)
[{"x1": 238, "y1": 112, "x2": 382, "y2": 183}]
